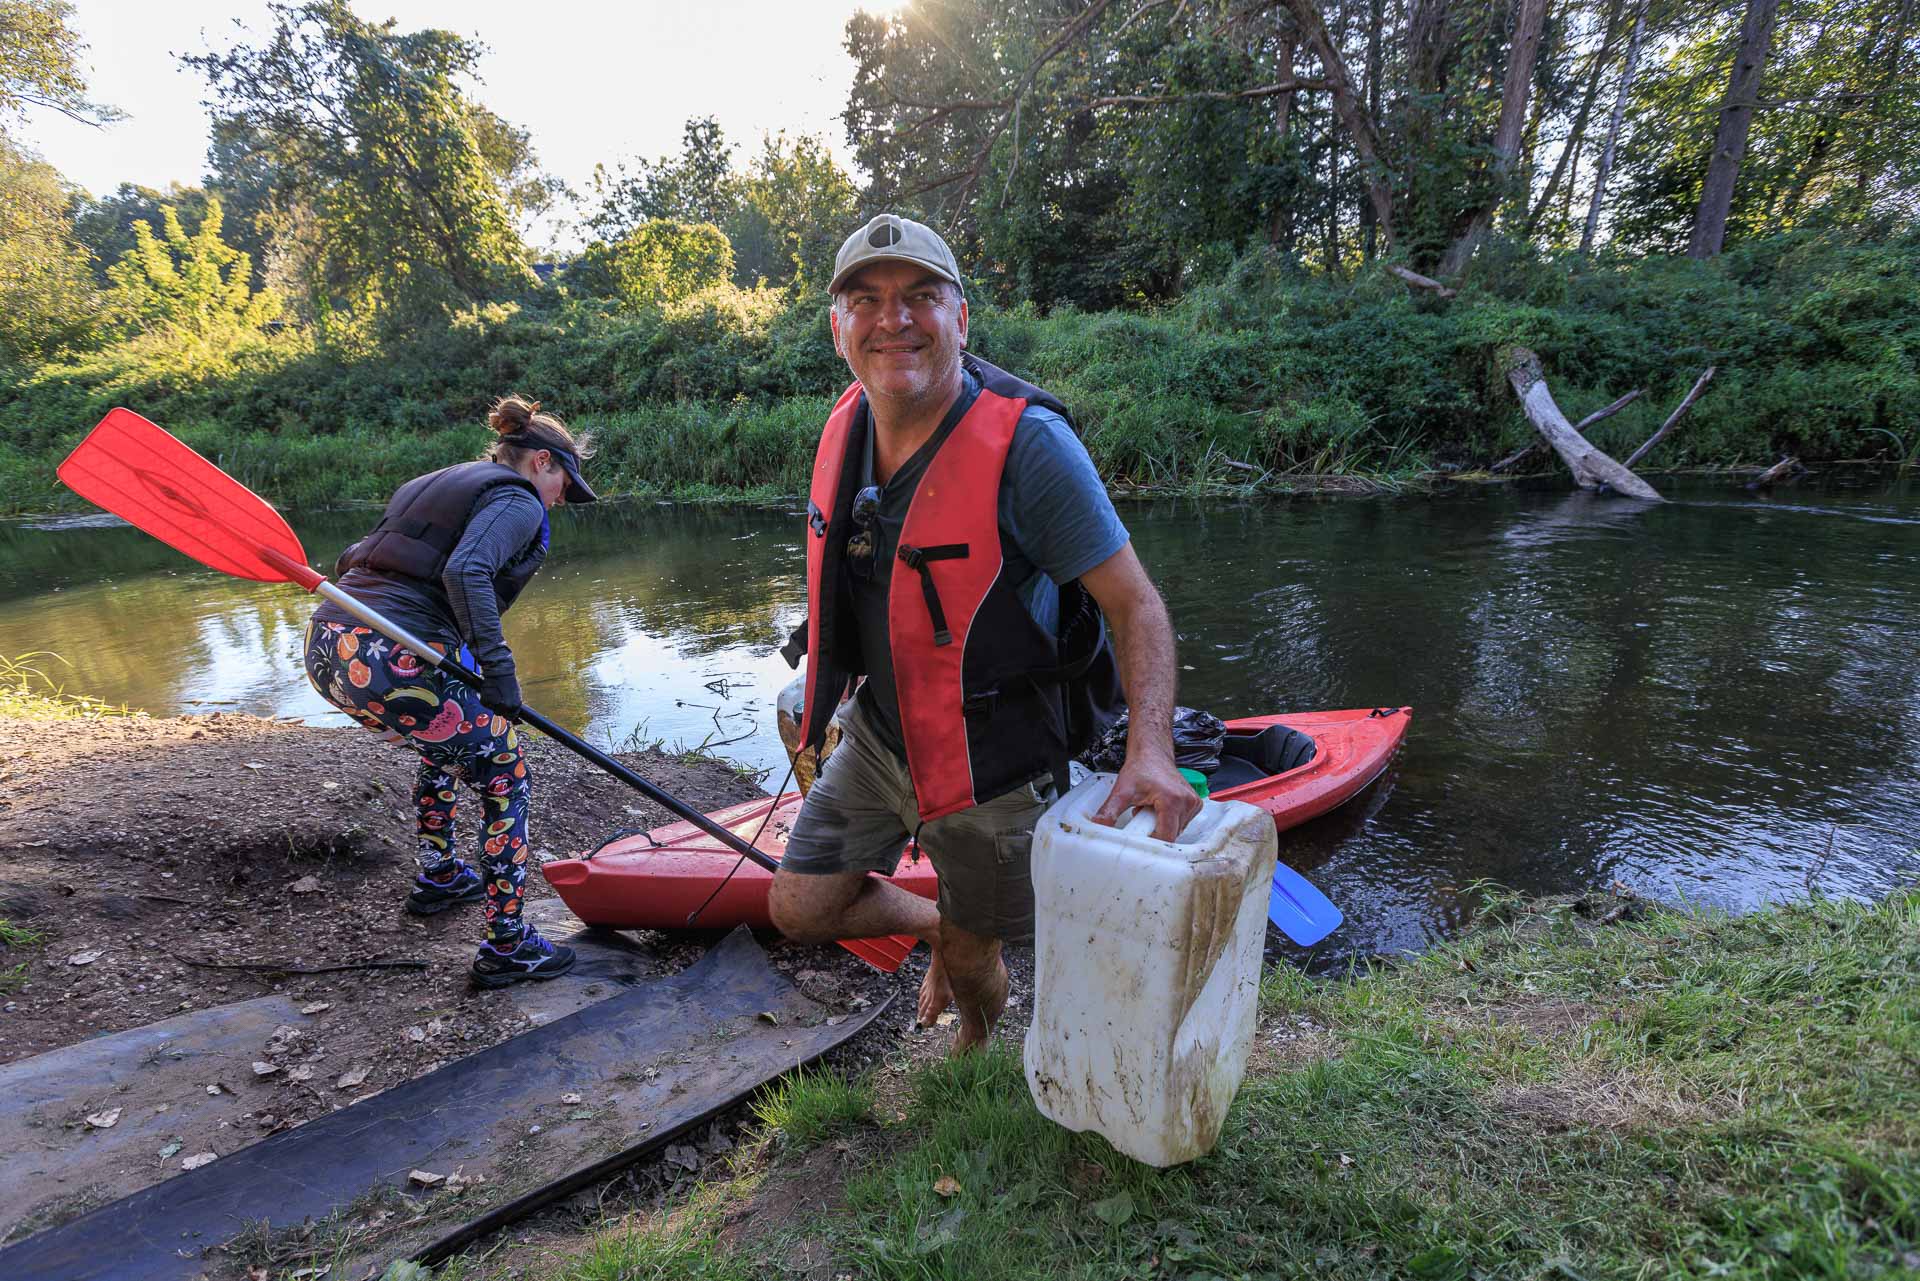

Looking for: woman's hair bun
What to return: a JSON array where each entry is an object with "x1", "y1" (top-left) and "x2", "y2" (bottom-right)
[
  {"x1": 489, "y1": 395, "x2": 538, "y2": 435},
  {"x1": 482, "y1": 393, "x2": 591, "y2": 467}
]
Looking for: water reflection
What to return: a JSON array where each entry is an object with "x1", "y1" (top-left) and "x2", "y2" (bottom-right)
[{"x1": 4, "y1": 476, "x2": 1916, "y2": 962}]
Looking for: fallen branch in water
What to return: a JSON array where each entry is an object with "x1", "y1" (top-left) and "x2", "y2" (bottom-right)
[
  {"x1": 1622, "y1": 367, "x2": 1715, "y2": 471},
  {"x1": 177, "y1": 955, "x2": 430, "y2": 975},
  {"x1": 1747, "y1": 456, "x2": 1803, "y2": 490},
  {"x1": 1576, "y1": 388, "x2": 1643, "y2": 432},
  {"x1": 1491, "y1": 442, "x2": 1544, "y2": 473},
  {"x1": 1499, "y1": 347, "x2": 1663, "y2": 500}
]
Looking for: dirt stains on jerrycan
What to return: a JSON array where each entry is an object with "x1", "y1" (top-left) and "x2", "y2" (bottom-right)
[{"x1": 1023, "y1": 774, "x2": 1279, "y2": 1167}]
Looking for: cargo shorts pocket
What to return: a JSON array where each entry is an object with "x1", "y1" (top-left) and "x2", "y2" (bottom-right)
[{"x1": 992, "y1": 828, "x2": 1037, "y2": 947}]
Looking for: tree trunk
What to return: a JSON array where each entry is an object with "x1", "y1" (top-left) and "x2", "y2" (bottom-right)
[
  {"x1": 1525, "y1": 0, "x2": 1625, "y2": 240},
  {"x1": 1580, "y1": 3, "x2": 1647, "y2": 256},
  {"x1": 1325, "y1": 109, "x2": 1343, "y2": 274},
  {"x1": 1362, "y1": 0, "x2": 1385, "y2": 258},
  {"x1": 1501, "y1": 347, "x2": 1664, "y2": 500},
  {"x1": 1268, "y1": 32, "x2": 1300, "y2": 249},
  {"x1": 1282, "y1": 0, "x2": 1396, "y2": 246},
  {"x1": 1439, "y1": 0, "x2": 1549, "y2": 276},
  {"x1": 1687, "y1": 0, "x2": 1780, "y2": 259}
]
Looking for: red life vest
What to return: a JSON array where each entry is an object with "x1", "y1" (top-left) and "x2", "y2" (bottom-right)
[{"x1": 784, "y1": 357, "x2": 1121, "y2": 823}]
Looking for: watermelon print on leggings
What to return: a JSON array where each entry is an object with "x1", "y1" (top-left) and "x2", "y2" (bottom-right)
[{"x1": 303, "y1": 621, "x2": 533, "y2": 945}]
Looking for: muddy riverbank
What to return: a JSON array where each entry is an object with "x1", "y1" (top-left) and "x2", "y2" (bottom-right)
[{"x1": 0, "y1": 709, "x2": 913, "y2": 1088}]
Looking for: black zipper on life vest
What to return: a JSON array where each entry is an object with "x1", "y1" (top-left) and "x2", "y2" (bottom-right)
[{"x1": 896, "y1": 543, "x2": 968, "y2": 646}]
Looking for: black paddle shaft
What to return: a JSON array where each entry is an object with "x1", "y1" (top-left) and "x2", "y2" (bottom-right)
[{"x1": 431, "y1": 655, "x2": 782, "y2": 876}]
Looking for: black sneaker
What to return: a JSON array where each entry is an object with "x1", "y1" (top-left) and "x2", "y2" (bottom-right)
[
  {"x1": 471, "y1": 929, "x2": 576, "y2": 988},
  {"x1": 405, "y1": 861, "x2": 484, "y2": 916}
]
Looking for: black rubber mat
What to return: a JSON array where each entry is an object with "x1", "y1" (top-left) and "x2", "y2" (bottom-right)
[
  {"x1": 0, "y1": 901, "x2": 656, "y2": 1243},
  {"x1": 0, "y1": 927, "x2": 889, "y2": 1280}
]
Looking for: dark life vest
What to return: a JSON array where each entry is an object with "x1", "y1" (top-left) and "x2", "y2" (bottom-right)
[
  {"x1": 335, "y1": 461, "x2": 547, "y2": 616},
  {"x1": 782, "y1": 356, "x2": 1123, "y2": 823}
]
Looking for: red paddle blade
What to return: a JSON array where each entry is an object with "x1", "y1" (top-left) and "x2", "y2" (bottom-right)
[
  {"x1": 56, "y1": 408, "x2": 320, "y2": 589},
  {"x1": 841, "y1": 933, "x2": 919, "y2": 973}
]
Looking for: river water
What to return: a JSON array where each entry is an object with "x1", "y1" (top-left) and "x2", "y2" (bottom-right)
[{"x1": 5, "y1": 475, "x2": 1916, "y2": 959}]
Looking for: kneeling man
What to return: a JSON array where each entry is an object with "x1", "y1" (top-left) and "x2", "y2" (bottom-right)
[{"x1": 769, "y1": 214, "x2": 1198, "y2": 1052}]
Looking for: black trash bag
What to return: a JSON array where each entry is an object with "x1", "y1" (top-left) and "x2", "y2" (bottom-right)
[{"x1": 1078, "y1": 705, "x2": 1227, "y2": 775}]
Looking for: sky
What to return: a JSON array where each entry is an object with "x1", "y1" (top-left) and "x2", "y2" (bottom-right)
[{"x1": 24, "y1": 0, "x2": 908, "y2": 247}]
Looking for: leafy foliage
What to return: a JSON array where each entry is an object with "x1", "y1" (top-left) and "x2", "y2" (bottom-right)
[
  {"x1": 0, "y1": 134, "x2": 97, "y2": 366},
  {"x1": 587, "y1": 117, "x2": 861, "y2": 293},
  {"x1": 0, "y1": 0, "x2": 120, "y2": 128},
  {"x1": 6, "y1": 230, "x2": 1914, "y2": 513},
  {"x1": 103, "y1": 199, "x2": 282, "y2": 349},
  {"x1": 571, "y1": 220, "x2": 735, "y2": 310},
  {"x1": 843, "y1": 0, "x2": 1919, "y2": 297},
  {"x1": 183, "y1": 1, "x2": 534, "y2": 344}
]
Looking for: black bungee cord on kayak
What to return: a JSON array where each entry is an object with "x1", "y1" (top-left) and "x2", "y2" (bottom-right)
[{"x1": 682, "y1": 756, "x2": 799, "y2": 928}]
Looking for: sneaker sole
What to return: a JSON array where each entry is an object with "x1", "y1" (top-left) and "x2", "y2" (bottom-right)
[
  {"x1": 470, "y1": 951, "x2": 577, "y2": 989},
  {"x1": 405, "y1": 885, "x2": 486, "y2": 916}
]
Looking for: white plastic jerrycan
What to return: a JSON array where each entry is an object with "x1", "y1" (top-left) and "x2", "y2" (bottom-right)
[{"x1": 1022, "y1": 773, "x2": 1279, "y2": 1167}]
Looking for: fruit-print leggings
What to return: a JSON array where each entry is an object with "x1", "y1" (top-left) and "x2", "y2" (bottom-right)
[{"x1": 303, "y1": 620, "x2": 532, "y2": 946}]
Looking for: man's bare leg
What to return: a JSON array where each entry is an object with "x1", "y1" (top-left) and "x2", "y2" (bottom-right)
[
  {"x1": 768, "y1": 867, "x2": 938, "y2": 942},
  {"x1": 937, "y1": 920, "x2": 1007, "y2": 1055},
  {"x1": 768, "y1": 870, "x2": 969, "y2": 1028}
]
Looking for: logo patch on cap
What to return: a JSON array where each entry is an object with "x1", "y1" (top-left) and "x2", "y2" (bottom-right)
[{"x1": 869, "y1": 220, "x2": 903, "y2": 249}]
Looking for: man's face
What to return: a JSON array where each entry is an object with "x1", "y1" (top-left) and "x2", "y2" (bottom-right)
[{"x1": 830, "y1": 261, "x2": 968, "y2": 404}]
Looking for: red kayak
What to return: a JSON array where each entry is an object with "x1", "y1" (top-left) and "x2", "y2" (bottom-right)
[{"x1": 542, "y1": 706, "x2": 1411, "y2": 930}]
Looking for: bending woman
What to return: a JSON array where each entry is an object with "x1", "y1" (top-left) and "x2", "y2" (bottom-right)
[{"x1": 303, "y1": 395, "x2": 596, "y2": 987}]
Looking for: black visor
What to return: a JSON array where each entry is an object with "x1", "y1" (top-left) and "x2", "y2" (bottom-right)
[{"x1": 502, "y1": 433, "x2": 598, "y2": 503}]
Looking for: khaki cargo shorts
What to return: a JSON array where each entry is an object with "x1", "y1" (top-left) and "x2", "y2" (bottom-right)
[{"x1": 782, "y1": 698, "x2": 1046, "y2": 944}]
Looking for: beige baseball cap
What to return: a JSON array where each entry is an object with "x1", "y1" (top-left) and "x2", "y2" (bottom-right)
[{"x1": 828, "y1": 214, "x2": 963, "y2": 296}]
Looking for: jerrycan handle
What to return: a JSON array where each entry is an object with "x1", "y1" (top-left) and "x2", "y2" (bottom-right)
[{"x1": 1122, "y1": 806, "x2": 1162, "y2": 839}]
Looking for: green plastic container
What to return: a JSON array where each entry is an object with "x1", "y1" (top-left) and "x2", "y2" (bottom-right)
[{"x1": 1178, "y1": 767, "x2": 1210, "y2": 799}]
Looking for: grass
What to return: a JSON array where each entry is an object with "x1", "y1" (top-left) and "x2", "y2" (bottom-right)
[
  {"x1": 0, "y1": 918, "x2": 38, "y2": 994},
  {"x1": 476, "y1": 888, "x2": 1919, "y2": 1281},
  {"x1": 750, "y1": 1065, "x2": 875, "y2": 1148},
  {"x1": 0, "y1": 652, "x2": 140, "y2": 720}
]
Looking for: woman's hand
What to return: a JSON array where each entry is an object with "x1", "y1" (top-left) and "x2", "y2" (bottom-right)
[{"x1": 480, "y1": 670, "x2": 523, "y2": 721}]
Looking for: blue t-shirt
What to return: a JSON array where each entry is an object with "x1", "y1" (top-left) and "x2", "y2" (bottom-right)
[{"x1": 848, "y1": 370, "x2": 1128, "y2": 751}]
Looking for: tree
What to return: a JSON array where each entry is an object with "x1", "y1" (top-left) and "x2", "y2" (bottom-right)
[
  {"x1": 0, "y1": 134, "x2": 97, "y2": 364},
  {"x1": 185, "y1": 2, "x2": 535, "y2": 341},
  {"x1": 571, "y1": 219, "x2": 734, "y2": 310},
  {"x1": 839, "y1": 0, "x2": 1623, "y2": 289},
  {"x1": 729, "y1": 133, "x2": 861, "y2": 291},
  {"x1": 71, "y1": 182, "x2": 214, "y2": 286},
  {"x1": 1593, "y1": 0, "x2": 1918, "y2": 254},
  {"x1": 587, "y1": 116, "x2": 736, "y2": 241},
  {"x1": 0, "y1": 0, "x2": 120, "y2": 129},
  {"x1": 1436, "y1": 0, "x2": 1548, "y2": 274},
  {"x1": 1687, "y1": 0, "x2": 1780, "y2": 257},
  {"x1": 104, "y1": 198, "x2": 282, "y2": 346},
  {"x1": 588, "y1": 119, "x2": 862, "y2": 294},
  {"x1": 1580, "y1": 0, "x2": 1648, "y2": 255}
]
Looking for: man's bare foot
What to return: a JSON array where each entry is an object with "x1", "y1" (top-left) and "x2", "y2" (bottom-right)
[
  {"x1": 917, "y1": 951, "x2": 954, "y2": 1027},
  {"x1": 950, "y1": 959, "x2": 1009, "y2": 1056}
]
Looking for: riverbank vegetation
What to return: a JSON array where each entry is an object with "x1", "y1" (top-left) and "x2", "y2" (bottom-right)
[
  {"x1": 439, "y1": 887, "x2": 1920, "y2": 1280},
  {"x1": 0, "y1": 652, "x2": 137, "y2": 719},
  {"x1": 4, "y1": 0, "x2": 1918, "y2": 512}
]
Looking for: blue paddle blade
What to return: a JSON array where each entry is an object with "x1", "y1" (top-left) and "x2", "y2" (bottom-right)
[{"x1": 1269, "y1": 860, "x2": 1343, "y2": 946}]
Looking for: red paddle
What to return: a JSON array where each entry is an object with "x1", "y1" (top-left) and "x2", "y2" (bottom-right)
[{"x1": 57, "y1": 408, "x2": 919, "y2": 974}]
